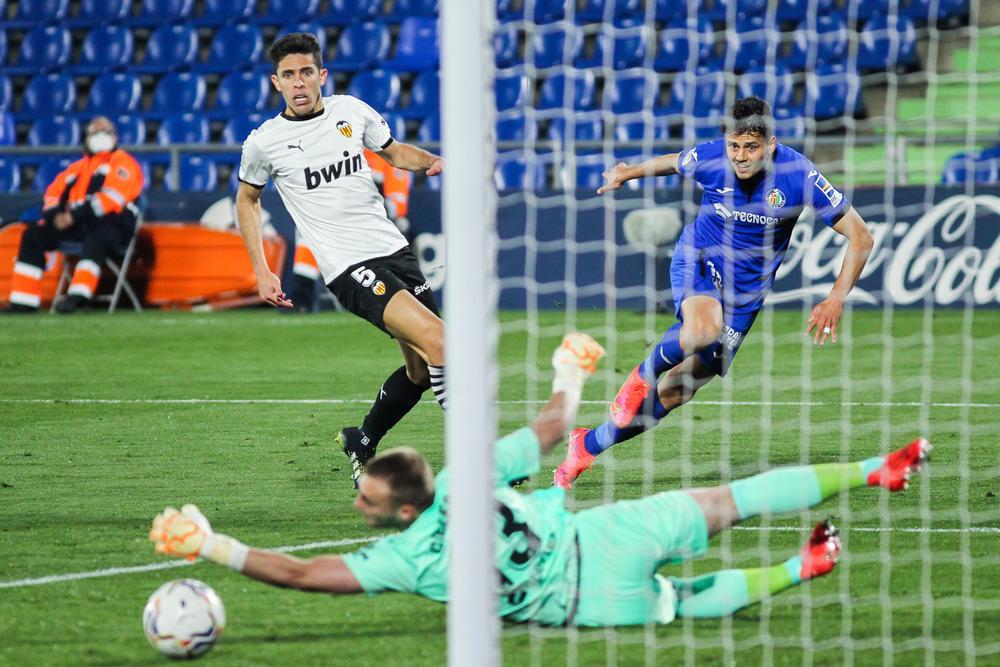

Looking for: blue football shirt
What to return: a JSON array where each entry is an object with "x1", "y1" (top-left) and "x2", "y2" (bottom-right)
[{"x1": 676, "y1": 139, "x2": 850, "y2": 311}]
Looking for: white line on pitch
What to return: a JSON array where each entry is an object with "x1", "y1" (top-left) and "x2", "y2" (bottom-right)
[
  {"x1": 3, "y1": 526, "x2": 996, "y2": 590},
  {"x1": 3, "y1": 398, "x2": 998, "y2": 408}
]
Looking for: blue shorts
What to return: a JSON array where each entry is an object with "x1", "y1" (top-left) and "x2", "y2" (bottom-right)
[{"x1": 668, "y1": 241, "x2": 760, "y2": 377}]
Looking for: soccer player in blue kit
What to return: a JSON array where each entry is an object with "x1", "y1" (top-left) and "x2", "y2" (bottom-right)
[{"x1": 555, "y1": 97, "x2": 876, "y2": 489}]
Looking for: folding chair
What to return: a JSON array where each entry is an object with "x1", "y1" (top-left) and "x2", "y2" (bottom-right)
[{"x1": 51, "y1": 202, "x2": 144, "y2": 314}]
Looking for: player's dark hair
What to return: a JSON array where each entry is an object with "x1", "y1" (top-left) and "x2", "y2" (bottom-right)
[
  {"x1": 366, "y1": 448, "x2": 435, "y2": 512},
  {"x1": 269, "y1": 32, "x2": 323, "y2": 73},
  {"x1": 723, "y1": 96, "x2": 774, "y2": 138}
]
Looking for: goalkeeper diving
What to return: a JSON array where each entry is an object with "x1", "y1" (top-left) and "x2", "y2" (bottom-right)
[{"x1": 150, "y1": 333, "x2": 930, "y2": 627}]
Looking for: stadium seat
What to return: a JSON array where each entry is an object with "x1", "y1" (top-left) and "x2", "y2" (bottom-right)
[
  {"x1": 715, "y1": 0, "x2": 769, "y2": 21},
  {"x1": 0, "y1": 112, "x2": 14, "y2": 146},
  {"x1": 607, "y1": 70, "x2": 658, "y2": 115},
  {"x1": 805, "y1": 63, "x2": 861, "y2": 119},
  {"x1": 334, "y1": 21, "x2": 391, "y2": 72},
  {"x1": 417, "y1": 115, "x2": 440, "y2": 142},
  {"x1": 347, "y1": 70, "x2": 401, "y2": 111},
  {"x1": 497, "y1": 0, "x2": 523, "y2": 23},
  {"x1": 28, "y1": 115, "x2": 79, "y2": 146},
  {"x1": 858, "y1": 15, "x2": 918, "y2": 70},
  {"x1": 568, "y1": 153, "x2": 608, "y2": 189},
  {"x1": 530, "y1": 23, "x2": 583, "y2": 69},
  {"x1": 686, "y1": 107, "x2": 725, "y2": 140},
  {"x1": 152, "y1": 73, "x2": 207, "y2": 117},
  {"x1": 202, "y1": 23, "x2": 264, "y2": 73},
  {"x1": 773, "y1": 107, "x2": 807, "y2": 140},
  {"x1": 21, "y1": 73, "x2": 76, "y2": 118},
  {"x1": 277, "y1": 20, "x2": 327, "y2": 54},
  {"x1": 531, "y1": 0, "x2": 565, "y2": 23},
  {"x1": 546, "y1": 112, "x2": 604, "y2": 144},
  {"x1": 614, "y1": 116, "x2": 671, "y2": 142},
  {"x1": 494, "y1": 152, "x2": 547, "y2": 190},
  {"x1": 385, "y1": 0, "x2": 438, "y2": 22},
  {"x1": 661, "y1": 70, "x2": 728, "y2": 117},
  {"x1": 776, "y1": 0, "x2": 809, "y2": 21},
  {"x1": 0, "y1": 76, "x2": 12, "y2": 112},
  {"x1": 383, "y1": 17, "x2": 440, "y2": 72},
  {"x1": 257, "y1": 0, "x2": 320, "y2": 25},
  {"x1": 76, "y1": 25, "x2": 134, "y2": 76},
  {"x1": 33, "y1": 157, "x2": 74, "y2": 192},
  {"x1": 0, "y1": 30, "x2": 6, "y2": 68},
  {"x1": 9, "y1": 0, "x2": 68, "y2": 28},
  {"x1": 494, "y1": 24, "x2": 521, "y2": 69},
  {"x1": 0, "y1": 158, "x2": 20, "y2": 192},
  {"x1": 496, "y1": 111, "x2": 537, "y2": 143},
  {"x1": 168, "y1": 155, "x2": 218, "y2": 192},
  {"x1": 400, "y1": 71, "x2": 438, "y2": 120},
  {"x1": 11, "y1": 24, "x2": 72, "y2": 75},
  {"x1": 787, "y1": 15, "x2": 848, "y2": 69},
  {"x1": 109, "y1": 115, "x2": 146, "y2": 145},
  {"x1": 216, "y1": 71, "x2": 270, "y2": 115},
  {"x1": 324, "y1": 0, "x2": 380, "y2": 25},
  {"x1": 738, "y1": 66, "x2": 795, "y2": 109},
  {"x1": 133, "y1": 0, "x2": 194, "y2": 27},
  {"x1": 137, "y1": 24, "x2": 199, "y2": 74},
  {"x1": 87, "y1": 73, "x2": 142, "y2": 114},
  {"x1": 73, "y1": 0, "x2": 130, "y2": 25},
  {"x1": 537, "y1": 70, "x2": 597, "y2": 111},
  {"x1": 576, "y1": 24, "x2": 651, "y2": 70},
  {"x1": 655, "y1": 0, "x2": 685, "y2": 21},
  {"x1": 223, "y1": 113, "x2": 268, "y2": 144},
  {"x1": 495, "y1": 70, "x2": 530, "y2": 111},
  {"x1": 654, "y1": 17, "x2": 716, "y2": 72},
  {"x1": 576, "y1": 0, "x2": 643, "y2": 23},
  {"x1": 194, "y1": 0, "x2": 254, "y2": 27},
  {"x1": 726, "y1": 16, "x2": 778, "y2": 72},
  {"x1": 382, "y1": 112, "x2": 407, "y2": 140},
  {"x1": 904, "y1": 0, "x2": 969, "y2": 22},
  {"x1": 158, "y1": 113, "x2": 210, "y2": 145},
  {"x1": 941, "y1": 153, "x2": 998, "y2": 184}
]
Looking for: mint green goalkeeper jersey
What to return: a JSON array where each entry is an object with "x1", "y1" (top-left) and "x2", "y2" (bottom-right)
[{"x1": 341, "y1": 428, "x2": 580, "y2": 625}]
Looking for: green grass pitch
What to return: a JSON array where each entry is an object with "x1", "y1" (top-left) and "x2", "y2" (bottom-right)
[{"x1": 1, "y1": 308, "x2": 998, "y2": 666}]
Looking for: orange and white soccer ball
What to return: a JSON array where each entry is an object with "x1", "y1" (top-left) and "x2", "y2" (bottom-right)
[{"x1": 142, "y1": 579, "x2": 226, "y2": 659}]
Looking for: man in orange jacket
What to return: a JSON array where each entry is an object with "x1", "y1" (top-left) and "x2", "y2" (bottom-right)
[{"x1": 5, "y1": 116, "x2": 144, "y2": 314}]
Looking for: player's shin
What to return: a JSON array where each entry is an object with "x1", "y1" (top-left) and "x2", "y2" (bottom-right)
[
  {"x1": 428, "y1": 365, "x2": 447, "y2": 409},
  {"x1": 729, "y1": 460, "x2": 882, "y2": 520},
  {"x1": 639, "y1": 321, "x2": 687, "y2": 382},
  {"x1": 361, "y1": 365, "x2": 428, "y2": 444},
  {"x1": 672, "y1": 563, "x2": 800, "y2": 618},
  {"x1": 583, "y1": 392, "x2": 669, "y2": 457}
]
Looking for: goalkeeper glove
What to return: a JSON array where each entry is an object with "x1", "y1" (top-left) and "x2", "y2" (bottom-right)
[
  {"x1": 149, "y1": 504, "x2": 249, "y2": 572},
  {"x1": 551, "y1": 332, "x2": 605, "y2": 399}
]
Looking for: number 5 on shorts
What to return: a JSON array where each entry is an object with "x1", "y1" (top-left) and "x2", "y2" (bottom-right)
[{"x1": 352, "y1": 266, "x2": 376, "y2": 287}]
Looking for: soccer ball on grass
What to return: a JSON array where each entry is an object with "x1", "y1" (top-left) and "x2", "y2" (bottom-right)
[{"x1": 142, "y1": 578, "x2": 226, "y2": 659}]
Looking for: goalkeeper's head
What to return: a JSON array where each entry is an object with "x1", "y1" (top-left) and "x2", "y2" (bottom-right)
[
  {"x1": 721, "y1": 96, "x2": 777, "y2": 180},
  {"x1": 353, "y1": 448, "x2": 435, "y2": 528}
]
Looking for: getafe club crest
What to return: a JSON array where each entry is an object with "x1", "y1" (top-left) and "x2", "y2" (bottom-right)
[
  {"x1": 336, "y1": 120, "x2": 353, "y2": 138},
  {"x1": 765, "y1": 188, "x2": 786, "y2": 208}
]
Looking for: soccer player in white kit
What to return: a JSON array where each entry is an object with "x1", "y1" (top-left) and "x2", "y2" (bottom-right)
[{"x1": 235, "y1": 33, "x2": 446, "y2": 487}]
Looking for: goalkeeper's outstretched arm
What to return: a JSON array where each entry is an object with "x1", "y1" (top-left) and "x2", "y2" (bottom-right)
[
  {"x1": 533, "y1": 333, "x2": 605, "y2": 456},
  {"x1": 598, "y1": 153, "x2": 681, "y2": 194}
]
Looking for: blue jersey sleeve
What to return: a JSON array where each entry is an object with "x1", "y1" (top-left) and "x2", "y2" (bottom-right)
[
  {"x1": 342, "y1": 535, "x2": 418, "y2": 594},
  {"x1": 494, "y1": 427, "x2": 541, "y2": 485},
  {"x1": 806, "y1": 166, "x2": 850, "y2": 227},
  {"x1": 677, "y1": 145, "x2": 702, "y2": 180}
]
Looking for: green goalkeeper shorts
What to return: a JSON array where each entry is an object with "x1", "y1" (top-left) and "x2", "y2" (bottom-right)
[{"x1": 572, "y1": 490, "x2": 709, "y2": 627}]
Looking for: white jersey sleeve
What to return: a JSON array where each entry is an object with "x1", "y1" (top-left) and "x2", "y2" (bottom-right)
[
  {"x1": 238, "y1": 132, "x2": 272, "y2": 187},
  {"x1": 350, "y1": 96, "x2": 393, "y2": 152}
]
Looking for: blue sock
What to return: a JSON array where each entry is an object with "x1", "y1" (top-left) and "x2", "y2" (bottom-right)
[
  {"x1": 583, "y1": 392, "x2": 669, "y2": 456},
  {"x1": 639, "y1": 322, "x2": 686, "y2": 383}
]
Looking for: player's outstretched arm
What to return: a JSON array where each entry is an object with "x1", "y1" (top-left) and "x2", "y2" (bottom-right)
[
  {"x1": 378, "y1": 140, "x2": 443, "y2": 177},
  {"x1": 597, "y1": 153, "x2": 681, "y2": 194},
  {"x1": 533, "y1": 333, "x2": 605, "y2": 455},
  {"x1": 235, "y1": 182, "x2": 293, "y2": 308},
  {"x1": 805, "y1": 207, "x2": 874, "y2": 346},
  {"x1": 149, "y1": 504, "x2": 363, "y2": 594}
]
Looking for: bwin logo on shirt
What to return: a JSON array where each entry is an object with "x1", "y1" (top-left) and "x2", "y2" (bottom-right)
[{"x1": 304, "y1": 151, "x2": 364, "y2": 190}]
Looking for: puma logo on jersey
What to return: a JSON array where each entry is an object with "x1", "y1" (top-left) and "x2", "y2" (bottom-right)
[
  {"x1": 287, "y1": 140, "x2": 303, "y2": 152},
  {"x1": 304, "y1": 151, "x2": 364, "y2": 190}
]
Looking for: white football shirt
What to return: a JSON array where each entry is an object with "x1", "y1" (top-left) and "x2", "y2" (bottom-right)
[{"x1": 239, "y1": 95, "x2": 408, "y2": 282}]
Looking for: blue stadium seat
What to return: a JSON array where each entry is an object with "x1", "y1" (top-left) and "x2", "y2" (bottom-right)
[
  {"x1": 537, "y1": 70, "x2": 597, "y2": 111},
  {"x1": 531, "y1": 0, "x2": 565, "y2": 23},
  {"x1": 277, "y1": 20, "x2": 328, "y2": 54},
  {"x1": 738, "y1": 66, "x2": 795, "y2": 109},
  {"x1": 0, "y1": 30, "x2": 6, "y2": 67},
  {"x1": 614, "y1": 117, "x2": 671, "y2": 142},
  {"x1": 855, "y1": 0, "x2": 891, "y2": 21},
  {"x1": 11, "y1": 24, "x2": 72, "y2": 75},
  {"x1": 941, "y1": 153, "x2": 998, "y2": 184},
  {"x1": 655, "y1": 0, "x2": 685, "y2": 21},
  {"x1": 133, "y1": 0, "x2": 194, "y2": 27},
  {"x1": 202, "y1": 23, "x2": 263, "y2": 73},
  {"x1": 152, "y1": 73, "x2": 208, "y2": 116},
  {"x1": 497, "y1": 0, "x2": 523, "y2": 23},
  {"x1": 385, "y1": 0, "x2": 438, "y2": 23},
  {"x1": 686, "y1": 107, "x2": 725, "y2": 140},
  {"x1": 606, "y1": 70, "x2": 657, "y2": 115},
  {"x1": 575, "y1": 24, "x2": 650, "y2": 70},
  {"x1": 661, "y1": 70, "x2": 728, "y2": 117},
  {"x1": 0, "y1": 75, "x2": 12, "y2": 112},
  {"x1": 28, "y1": 115, "x2": 79, "y2": 146},
  {"x1": 382, "y1": 112, "x2": 408, "y2": 140},
  {"x1": 858, "y1": 15, "x2": 918, "y2": 70},
  {"x1": 494, "y1": 24, "x2": 521, "y2": 69},
  {"x1": 76, "y1": 25, "x2": 134, "y2": 76},
  {"x1": 494, "y1": 152, "x2": 547, "y2": 190},
  {"x1": 194, "y1": 0, "x2": 254, "y2": 27},
  {"x1": 347, "y1": 70, "x2": 401, "y2": 111},
  {"x1": 137, "y1": 24, "x2": 199, "y2": 74},
  {"x1": 223, "y1": 113, "x2": 268, "y2": 144},
  {"x1": 9, "y1": 0, "x2": 68, "y2": 28},
  {"x1": 34, "y1": 157, "x2": 74, "y2": 191},
  {"x1": 654, "y1": 17, "x2": 716, "y2": 72},
  {"x1": 0, "y1": 112, "x2": 14, "y2": 145},
  {"x1": 384, "y1": 17, "x2": 439, "y2": 72},
  {"x1": 495, "y1": 70, "x2": 529, "y2": 111},
  {"x1": 21, "y1": 73, "x2": 76, "y2": 118},
  {"x1": 805, "y1": 63, "x2": 861, "y2": 119},
  {"x1": 109, "y1": 115, "x2": 146, "y2": 145},
  {"x1": 496, "y1": 111, "x2": 537, "y2": 143},
  {"x1": 417, "y1": 115, "x2": 440, "y2": 142},
  {"x1": 773, "y1": 107, "x2": 807, "y2": 140},
  {"x1": 0, "y1": 158, "x2": 20, "y2": 192},
  {"x1": 324, "y1": 0, "x2": 380, "y2": 25},
  {"x1": 531, "y1": 23, "x2": 582, "y2": 69},
  {"x1": 776, "y1": 0, "x2": 809, "y2": 21},
  {"x1": 215, "y1": 72, "x2": 270, "y2": 116},
  {"x1": 787, "y1": 15, "x2": 848, "y2": 69},
  {"x1": 904, "y1": 0, "x2": 969, "y2": 21},
  {"x1": 157, "y1": 113, "x2": 210, "y2": 145},
  {"x1": 400, "y1": 71, "x2": 438, "y2": 120},
  {"x1": 87, "y1": 73, "x2": 142, "y2": 114},
  {"x1": 727, "y1": 16, "x2": 778, "y2": 72},
  {"x1": 169, "y1": 155, "x2": 218, "y2": 191},
  {"x1": 334, "y1": 21, "x2": 391, "y2": 72},
  {"x1": 74, "y1": 0, "x2": 130, "y2": 24},
  {"x1": 546, "y1": 112, "x2": 604, "y2": 144},
  {"x1": 715, "y1": 0, "x2": 769, "y2": 21},
  {"x1": 258, "y1": 0, "x2": 320, "y2": 25},
  {"x1": 570, "y1": 154, "x2": 608, "y2": 189},
  {"x1": 576, "y1": 0, "x2": 643, "y2": 23}
]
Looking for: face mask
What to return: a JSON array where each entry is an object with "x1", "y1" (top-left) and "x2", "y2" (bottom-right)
[{"x1": 86, "y1": 131, "x2": 115, "y2": 154}]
